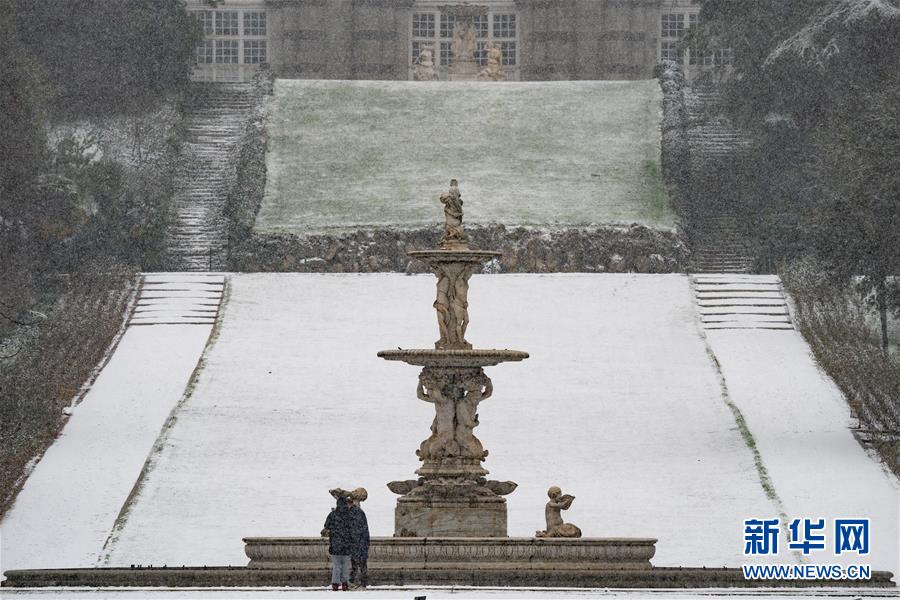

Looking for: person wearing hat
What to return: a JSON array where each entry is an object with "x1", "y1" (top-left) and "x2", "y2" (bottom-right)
[
  {"x1": 349, "y1": 488, "x2": 370, "y2": 590},
  {"x1": 322, "y1": 495, "x2": 353, "y2": 591}
]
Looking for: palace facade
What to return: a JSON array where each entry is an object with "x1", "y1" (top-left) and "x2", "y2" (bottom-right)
[{"x1": 186, "y1": 0, "x2": 728, "y2": 82}]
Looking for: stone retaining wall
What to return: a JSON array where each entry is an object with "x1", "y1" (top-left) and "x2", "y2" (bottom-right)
[{"x1": 231, "y1": 224, "x2": 688, "y2": 274}]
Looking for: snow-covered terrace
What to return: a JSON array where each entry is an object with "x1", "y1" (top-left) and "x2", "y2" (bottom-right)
[{"x1": 3, "y1": 274, "x2": 895, "y2": 579}]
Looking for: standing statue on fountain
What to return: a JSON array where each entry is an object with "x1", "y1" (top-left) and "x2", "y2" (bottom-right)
[
  {"x1": 535, "y1": 486, "x2": 582, "y2": 538},
  {"x1": 439, "y1": 179, "x2": 468, "y2": 249}
]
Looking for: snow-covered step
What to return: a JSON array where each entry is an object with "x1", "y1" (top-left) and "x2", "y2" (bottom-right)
[
  {"x1": 701, "y1": 313, "x2": 791, "y2": 324},
  {"x1": 699, "y1": 306, "x2": 789, "y2": 315},
  {"x1": 129, "y1": 274, "x2": 226, "y2": 326},
  {"x1": 694, "y1": 274, "x2": 780, "y2": 282},
  {"x1": 694, "y1": 283, "x2": 782, "y2": 292},
  {"x1": 692, "y1": 274, "x2": 794, "y2": 331},
  {"x1": 697, "y1": 298, "x2": 787, "y2": 307},
  {"x1": 697, "y1": 292, "x2": 785, "y2": 300},
  {"x1": 704, "y1": 322, "x2": 794, "y2": 330}
]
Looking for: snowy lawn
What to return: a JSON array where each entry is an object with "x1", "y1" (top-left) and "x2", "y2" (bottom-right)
[
  {"x1": 104, "y1": 274, "x2": 775, "y2": 569},
  {"x1": 1, "y1": 324, "x2": 213, "y2": 570},
  {"x1": 258, "y1": 80, "x2": 672, "y2": 234}
]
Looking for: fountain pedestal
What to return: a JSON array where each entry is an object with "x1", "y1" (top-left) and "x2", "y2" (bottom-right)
[{"x1": 379, "y1": 192, "x2": 528, "y2": 536}]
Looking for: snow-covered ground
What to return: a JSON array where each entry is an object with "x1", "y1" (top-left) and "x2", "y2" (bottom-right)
[
  {"x1": 1, "y1": 324, "x2": 213, "y2": 570},
  {"x1": 3, "y1": 274, "x2": 896, "y2": 582},
  {"x1": 258, "y1": 80, "x2": 672, "y2": 234}
]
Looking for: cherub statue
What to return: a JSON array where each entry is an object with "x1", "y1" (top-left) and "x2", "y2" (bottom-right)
[
  {"x1": 478, "y1": 42, "x2": 505, "y2": 81},
  {"x1": 535, "y1": 486, "x2": 582, "y2": 538},
  {"x1": 414, "y1": 45, "x2": 438, "y2": 81}
]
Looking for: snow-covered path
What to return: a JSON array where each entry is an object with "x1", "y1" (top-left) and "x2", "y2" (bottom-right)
[
  {"x1": 1, "y1": 284, "x2": 216, "y2": 570},
  {"x1": 706, "y1": 329, "x2": 899, "y2": 571}
]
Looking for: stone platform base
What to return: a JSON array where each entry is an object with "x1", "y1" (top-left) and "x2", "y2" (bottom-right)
[
  {"x1": 244, "y1": 537, "x2": 656, "y2": 571},
  {"x1": 448, "y1": 60, "x2": 479, "y2": 81},
  {"x1": 3, "y1": 566, "x2": 894, "y2": 588},
  {"x1": 395, "y1": 502, "x2": 507, "y2": 537}
]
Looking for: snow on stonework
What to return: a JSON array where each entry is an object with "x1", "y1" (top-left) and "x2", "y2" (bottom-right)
[
  {"x1": 258, "y1": 80, "x2": 673, "y2": 234},
  {"x1": 86, "y1": 274, "x2": 895, "y2": 572}
]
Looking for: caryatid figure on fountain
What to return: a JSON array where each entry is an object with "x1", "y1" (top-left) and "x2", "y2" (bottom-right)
[
  {"x1": 455, "y1": 370, "x2": 491, "y2": 459},
  {"x1": 415, "y1": 368, "x2": 492, "y2": 462},
  {"x1": 415, "y1": 370, "x2": 459, "y2": 460}
]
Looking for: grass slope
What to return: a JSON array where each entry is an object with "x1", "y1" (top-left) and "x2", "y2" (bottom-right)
[{"x1": 259, "y1": 80, "x2": 672, "y2": 234}]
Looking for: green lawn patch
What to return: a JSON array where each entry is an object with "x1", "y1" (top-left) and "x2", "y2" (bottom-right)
[{"x1": 258, "y1": 79, "x2": 673, "y2": 234}]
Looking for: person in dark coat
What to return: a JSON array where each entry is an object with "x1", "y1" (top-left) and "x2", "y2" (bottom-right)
[
  {"x1": 322, "y1": 496, "x2": 353, "y2": 591},
  {"x1": 348, "y1": 488, "x2": 370, "y2": 589}
]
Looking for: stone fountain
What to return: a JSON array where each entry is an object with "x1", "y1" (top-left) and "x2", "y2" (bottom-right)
[
  {"x1": 378, "y1": 178, "x2": 528, "y2": 537},
  {"x1": 242, "y1": 181, "x2": 658, "y2": 583}
]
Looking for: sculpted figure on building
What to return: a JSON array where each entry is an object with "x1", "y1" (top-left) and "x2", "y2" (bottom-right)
[{"x1": 414, "y1": 45, "x2": 439, "y2": 81}]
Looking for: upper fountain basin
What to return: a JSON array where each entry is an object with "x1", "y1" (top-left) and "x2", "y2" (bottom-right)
[{"x1": 378, "y1": 349, "x2": 529, "y2": 368}]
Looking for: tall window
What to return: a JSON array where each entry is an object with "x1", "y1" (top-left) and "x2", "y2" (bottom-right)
[
  {"x1": 411, "y1": 10, "x2": 518, "y2": 76},
  {"x1": 244, "y1": 40, "x2": 267, "y2": 64},
  {"x1": 191, "y1": 7, "x2": 268, "y2": 80},
  {"x1": 215, "y1": 11, "x2": 239, "y2": 36},
  {"x1": 659, "y1": 13, "x2": 686, "y2": 63},
  {"x1": 195, "y1": 39, "x2": 214, "y2": 64},
  {"x1": 243, "y1": 12, "x2": 266, "y2": 36},
  {"x1": 660, "y1": 10, "x2": 732, "y2": 69},
  {"x1": 215, "y1": 39, "x2": 239, "y2": 64}
]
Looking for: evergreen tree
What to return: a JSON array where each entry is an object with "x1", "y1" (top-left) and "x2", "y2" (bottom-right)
[
  {"x1": 8, "y1": 0, "x2": 202, "y2": 117},
  {"x1": 693, "y1": 0, "x2": 900, "y2": 350}
]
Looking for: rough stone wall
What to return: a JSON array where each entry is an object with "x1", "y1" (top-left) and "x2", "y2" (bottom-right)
[
  {"x1": 268, "y1": 0, "x2": 413, "y2": 80},
  {"x1": 268, "y1": 0, "x2": 331, "y2": 78},
  {"x1": 516, "y1": 0, "x2": 661, "y2": 81},
  {"x1": 349, "y1": 0, "x2": 414, "y2": 80},
  {"x1": 596, "y1": 0, "x2": 660, "y2": 80},
  {"x1": 516, "y1": 0, "x2": 578, "y2": 80},
  {"x1": 230, "y1": 224, "x2": 687, "y2": 274}
]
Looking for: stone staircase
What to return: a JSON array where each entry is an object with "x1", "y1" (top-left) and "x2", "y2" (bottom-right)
[
  {"x1": 692, "y1": 274, "x2": 793, "y2": 331},
  {"x1": 165, "y1": 83, "x2": 257, "y2": 271},
  {"x1": 684, "y1": 86, "x2": 754, "y2": 274},
  {"x1": 129, "y1": 273, "x2": 225, "y2": 326},
  {"x1": 684, "y1": 88, "x2": 748, "y2": 164},
  {"x1": 688, "y1": 213, "x2": 754, "y2": 273}
]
